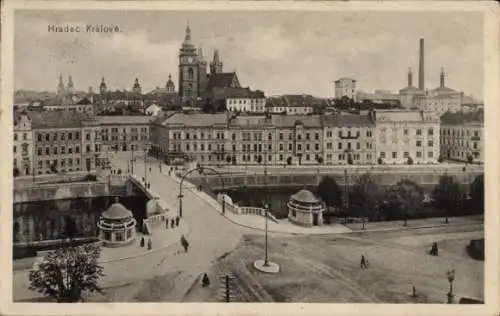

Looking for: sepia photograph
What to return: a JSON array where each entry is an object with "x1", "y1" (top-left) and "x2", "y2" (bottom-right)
[{"x1": 1, "y1": 1, "x2": 499, "y2": 316}]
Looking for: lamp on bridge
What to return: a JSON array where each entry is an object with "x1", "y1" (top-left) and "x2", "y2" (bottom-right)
[{"x1": 252, "y1": 203, "x2": 280, "y2": 274}]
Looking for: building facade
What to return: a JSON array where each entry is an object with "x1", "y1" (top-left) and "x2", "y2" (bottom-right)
[
  {"x1": 440, "y1": 111, "x2": 484, "y2": 164},
  {"x1": 13, "y1": 112, "x2": 34, "y2": 176},
  {"x1": 29, "y1": 111, "x2": 102, "y2": 175},
  {"x1": 97, "y1": 116, "x2": 152, "y2": 152},
  {"x1": 334, "y1": 78, "x2": 357, "y2": 99},
  {"x1": 226, "y1": 88, "x2": 266, "y2": 113},
  {"x1": 323, "y1": 113, "x2": 376, "y2": 165},
  {"x1": 374, "y1": 110, "x2": 440, "y2": 165}
]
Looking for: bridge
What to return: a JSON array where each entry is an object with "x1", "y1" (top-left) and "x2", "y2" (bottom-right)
[{"x1": 185, "y1": 164, "x2": 483, "y2": 192}]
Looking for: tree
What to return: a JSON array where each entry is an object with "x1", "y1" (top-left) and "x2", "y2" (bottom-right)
[
  {"x1": 317, "y1": 176, "x2": 343, "y2": 209},
  {"x1": 315, "y1": 155, "x2": 324, "y2": 164},
  {"x1": 407, "y1": 157, "x2": 414, "y2": 165},
  {"x1": 225, "y1": 156, "x2": 232, "y2": 164},
  {"x1": 432, "y1": 174, "x2": 463, "y2": 224},
  {"x1": 383, "y1": 179, "x2": 424, "y2": 225},
  {"x1": 286, "y1": 156, "x2": 292, "y2": 166},
  {"x1": 438, "y1": 156, "x2": 444, "y2": 163},
  {"x1": 377, "y1": 157, "x2": 383, "y2": 165},
  {"x1": 470, "y1": 175, "x2": 484, "y2": 213},
  {"x1": 349, "y1": 173, "x2": 380, "y2": 228},
  {"x1": 29, "y1": 243, "x2": 104, "y2": 302}
]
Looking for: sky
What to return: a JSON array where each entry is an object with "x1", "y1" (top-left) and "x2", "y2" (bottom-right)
[{"x1": 14, "y1": 10, "x2": 484, "y2": 98}]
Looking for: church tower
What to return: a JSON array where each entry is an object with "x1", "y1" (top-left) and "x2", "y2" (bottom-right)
[
  {"x1": 132, "y1": 77, "x2": 142, "y2": 94},
  {"x1": 166, "y1": 74, "x2": 175, "y2": 93},
  {"x1": 178, "y1": 22, "x2": 199, "y2": 101},
  {"x1": 57, "y1": 75, "x2": 65, "y2": 95},
  {"x1": 210, "y1": 49, "x2": 223, "y2": 74},
  {"x1": 198, "y1": 47, "x2": 208, "y2": 96},
  {"x1": 99, "y1": 78, "x2": 107, "y2": 94},
  {"x1": 66, "y1": 75, "x2": 74, "y2": 95}
]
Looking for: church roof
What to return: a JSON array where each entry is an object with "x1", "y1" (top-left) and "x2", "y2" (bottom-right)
[{"x1": 206, "y1": 72, "x2": 240, "y2": 91}]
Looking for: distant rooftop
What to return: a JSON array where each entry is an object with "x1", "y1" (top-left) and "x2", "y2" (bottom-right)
[{"x1": 441, "y1": 110, "x2": 484, "y2": 125}]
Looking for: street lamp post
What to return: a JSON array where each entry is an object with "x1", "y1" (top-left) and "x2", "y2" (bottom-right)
[
  {"x1": 446, "y1": 269, "x2": 455, "y2": 304},
  {"x1": 264, "y1": 202, "x2": 269, "y2": 266}
]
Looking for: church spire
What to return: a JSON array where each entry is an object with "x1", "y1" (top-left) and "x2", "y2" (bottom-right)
[
  {"x1": 99, "y1": 77, "x2": 107, "y2": 94},
  {"x1": 182, "y1": 21, "x2": 194, "y2": 48},
  {"x1": 440, "y1": 67, "x2": 445, "y2": 88},
  {"x1": 57, "y1": 75, "x2": 65, "y2": 94},
  {"x1": 66, "y1": 75, "x2": 74, "y2": 94},
  {"x1": 210, "y1": 49, "x2": 223, "y2": 74}
]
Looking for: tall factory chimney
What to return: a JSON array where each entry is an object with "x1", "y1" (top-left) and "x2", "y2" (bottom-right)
[{"x1": 418, "y1": 38, "x2": 425, "y2": 91}]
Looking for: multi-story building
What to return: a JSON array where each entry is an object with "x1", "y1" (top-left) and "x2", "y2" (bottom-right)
[
  {"x1": 440, "y1": 111, "x2": 484, "y2": 164},
  {"x1": 13, "y1": 111, "x2": 34, "y2": 176},
  {"x1": 97, "y1": 116, "x2": 152, "y2": 152},
  {"x1": 323, "y1": 113, "x2": 376, "y2": 165},
  {"x1": 271, "y1": 115, "x2": 323, "y2": 165},
  {"x1": 227, "y1": 115, "x2": 275, "y2": 165},
  {"x1": 334, "y1": 78, "x2": 357, "y2": 99},
  {"x1": 266, "y1": 95, "x2": 323, "y2": 115},
  {"x1": 374, "y1": 110, "x2": 440, "y2": 164},
  {"x1": 159, "y1": 113, "x2": 228, "y2": 164},
  {"x1": 225, "y1": 88, "x2": 266, "y2": 113},
  {"x1": 29, "y1": 111, "x2": 101, "y2": 175}
]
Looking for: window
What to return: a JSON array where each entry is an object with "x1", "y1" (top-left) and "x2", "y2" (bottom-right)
[
  {"x1": 428, "y1": 128, "x2": 434, "y2": 136},
  {"x1": 356, "y1": 143, "x2": 360, "y2": 150},
  {"x1": 403, "y1": 129, "x2": 408, "y2": 136},
  {"x1": 68, "y1": 132, "x2": 72, "y2": 140},
  {"x1": 288, "y1": 144, "x2": 293, "y2": 151},
  {"x1": 76, "y1": 132, "x2": 80, "y2": 140},
  {"x1": 38, "y1": 148, "x2": 42, "y2": 156},
  {"x1": 53, "y1": 133, "x2": 57, "y2": 141},
  {"x1": 416, "y1": 151, "x2": 422, "y2": 158},
  {"x1": 53, "y1": 147, "x2": 58, "y2": 155},
  {"x1": 306, "y1": 144, "x2": 310, "y2": 151},
  {"x1": 416, "y1": 129, "x2": 422, "y2": 136},
  {"x1": 366, "y1": 131, "x2": 372, "y2": 137},
  {"x1": 279, "y1": 154, "x2": 283, "y2": 161},
  {"x1": 380, "y1": 152, "x2": 386, "y2": 158},
  {"x1": 13, "y1": 145, "x2": 16, "y2": 153},
  {"x1": 416, "y1": 141, "x2": 422, "y2": 147},
  {"x1": 37, "y1": 133, "x2": 42, "y2": 141},
  {"x1": 297, "y1": 134, "x2": 302, "y2": 140},
  {"x1": 45, "y1": 147, "x2": 50, "y2": 155},
  {"x1": 392, "y1": 152, "x2": 397, "y2": 159},
  {"x1": 86, "y1": 145, "x2": 91, "y2": 153},
  {"x1": 428, "y1": 151, "x2": 434, "y2": 158},
  {"x1": 268, "y1": 133, "x2": 272, "y2": 140},
  {"x1": 315, "y1": 133, "x2": 319, "y2": 140},
  {"x1": 61, "y1": 146, "x2": 66, "y2": 154},
  {"x1": 428, "y1": 140, "x2": 434, "y2": 147},
  {"x1": 297, "y1": 144, "x2": 302, "y2": 151},
  {"x1": 306, "y1": 133, "x2": 310, "y2": 140},
  {"x1": 315, "y1": 144, "x2": 319, "y2": 150},
  {"x1": 232, "y1": 133, "x2": 236, "y2": 141},
  {"x1": 45, "y1": 134, "x2": 50, "y2": 141},
  {"x1": 14, "y1": 134, "x2": 18, "y2": 141},
  {"x1": 338, "y1": 142, "x2": 342, "y2": 149}
]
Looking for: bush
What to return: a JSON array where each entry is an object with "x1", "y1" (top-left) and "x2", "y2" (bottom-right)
[
  {"x1": 407, "y1": 157, "x2": 414, "y2": 165},
  {"x1": 438, "y1": 156, "x2": 444, "y2": 163},
  {"x1": 377, "y1": 157, "x2": 383, "y2": 165},
  {"x1": 286, "y1": 156, "x2": 292, "y2": 165}
]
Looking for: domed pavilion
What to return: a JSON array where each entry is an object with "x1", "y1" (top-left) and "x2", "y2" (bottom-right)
[
  {"x1": 287, "y1": 189, "x2": 325, "y2": 227},
  {"x1": 97, "y1": 198, "x2": 137, "y2": 247}
]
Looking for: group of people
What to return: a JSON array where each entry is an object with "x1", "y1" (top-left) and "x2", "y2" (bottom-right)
[
  {"x1": 166, "y1": 216, "x2": 181, "y2": 229},
  {"x1": 140, "y1": 236, "x2": 153, "y2": 250}
]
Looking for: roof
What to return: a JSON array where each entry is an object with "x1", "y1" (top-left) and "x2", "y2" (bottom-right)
[
  {"x1": 25, "y1": 110, "x2": 95, "y2": 129},
  {"x1": 323, "y1": 113, "x2": 375, "y2": 126},
  {"x1": 205, "y1": 72, "x2": 240, "y2": 91},
  {"x1": 291, "y1": 189, "x2": 320, "y2": 204},
  {"x1": 102, "y1": 202, "x2": 133, "y2": 220},
  {"x1": 271, "y1": 115, "x2": 322, "y2": 128},
  {"x1": 97, "y1": 115, "x2": 153, "y2": 125},
  {"x1": 441, "y1": 110, "x2": 484, "y2": 125},
  {"x1": 461, "y1": 95, "x2": 483, "y2": 105},
  {"x1": 335, "y1": 77, "x2": 356, "y2": 82},
  {"x1": 229, "y1": 115, "x2": 270, "y2": 127},
  {"x1": 77, "y1": 97, "x2": 93, "y2": 105},
  {"x1": 399, "y1": 85, "x2": 421, "y2": 93},
  {"x1": 432, "y1": 86, "x2": 456, "y2": 93},
  {"x1": 222, "y1": 87, "x2": 265, "y2": 98},
  {"x1": 162, "y1": 113, "x2": 228, "y2": 127}
]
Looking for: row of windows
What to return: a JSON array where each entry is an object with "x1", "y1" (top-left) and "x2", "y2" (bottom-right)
[
  {"x1": 379, "y1": 151, "x2": 434, "y2": 159},
  {"x1": 441, "y1": 140, "x2": 479, "y2": 149},
  {"x1": 102, "y1": 135, "x2": 147, "y2": 141},
  {"x1": 441, "y1": 128, "x2": 481, "y2": 138},
  {"x1": 103, "y1": 127, "x2": 148, "y2": 133},
  {"x1": 37, "y1": 158, "x2": 81, "y2": 168},
  {"x1": 227, "y1": 99, "x2": 265, "y2": 105},
  {"x1": 36, "y1": 131, "x2": 91, "y2": 142},
  {"x1": 13, "y1": 144, "x2": 29, "y2": 155},
  {"x1": 228, "y1": 106, "x2": 266, "y2": 112},
  {"x1": 36, "y1": 144, "x2": 100, "y2": 156},
  {"x1": 379, "y1": 128, "x2": 434, "y2": 136},
  {"x1": 13, "y1": 133, "x2": 28, "y2": 141},
  {"x1": 173, "y1": 131, "x2": 225, "y2": 140}
]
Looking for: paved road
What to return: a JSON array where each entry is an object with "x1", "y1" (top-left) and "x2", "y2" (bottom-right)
[{"x1": 104, "y1": 155, "x2": 253, "y2": 301}]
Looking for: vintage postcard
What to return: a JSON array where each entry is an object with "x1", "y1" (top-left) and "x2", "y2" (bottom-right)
[{"x1": 1, "y1": 1, "x2": 499, "y2": 315}]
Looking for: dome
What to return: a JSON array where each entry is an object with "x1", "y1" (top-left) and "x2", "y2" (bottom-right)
[
  {"x1": 291, "y1": 189, "x2": 320, "y2": 204},
  {"x1": 102, "y1": 202, "x2": 133, "y2": 220}
]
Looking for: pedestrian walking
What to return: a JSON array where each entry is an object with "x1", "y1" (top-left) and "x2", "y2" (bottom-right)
[
  {"x1": 202, "y1": 273, "x2": 210, "y2": 287},
  {"x1": 149, "y1": 167, "x2": 151, "y2": 172},
  {"x1": 175, "y1": 216, "x2": 180, "y2": 227},
  {"x1": 360, "y1": 255, "x2": 368, "y2": 269},
  {"x1": 165, "y1": 219, "x2": 169, "y2": 229},
  {"x1": 147, "y1": 238, "x2": 152, "y2": 250},
  {"x1": 140, "y1": 236, "x2": 145, "y2": 247},
  {"x1": 412, "y1": 285, "x2": 417, "y2": 297},
  {"x1": 171, "y1": 219, "x2": 175, "y2": 228},
  {"x1": 180, "y1": 235, "x2": 189, "y2": 252}
]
